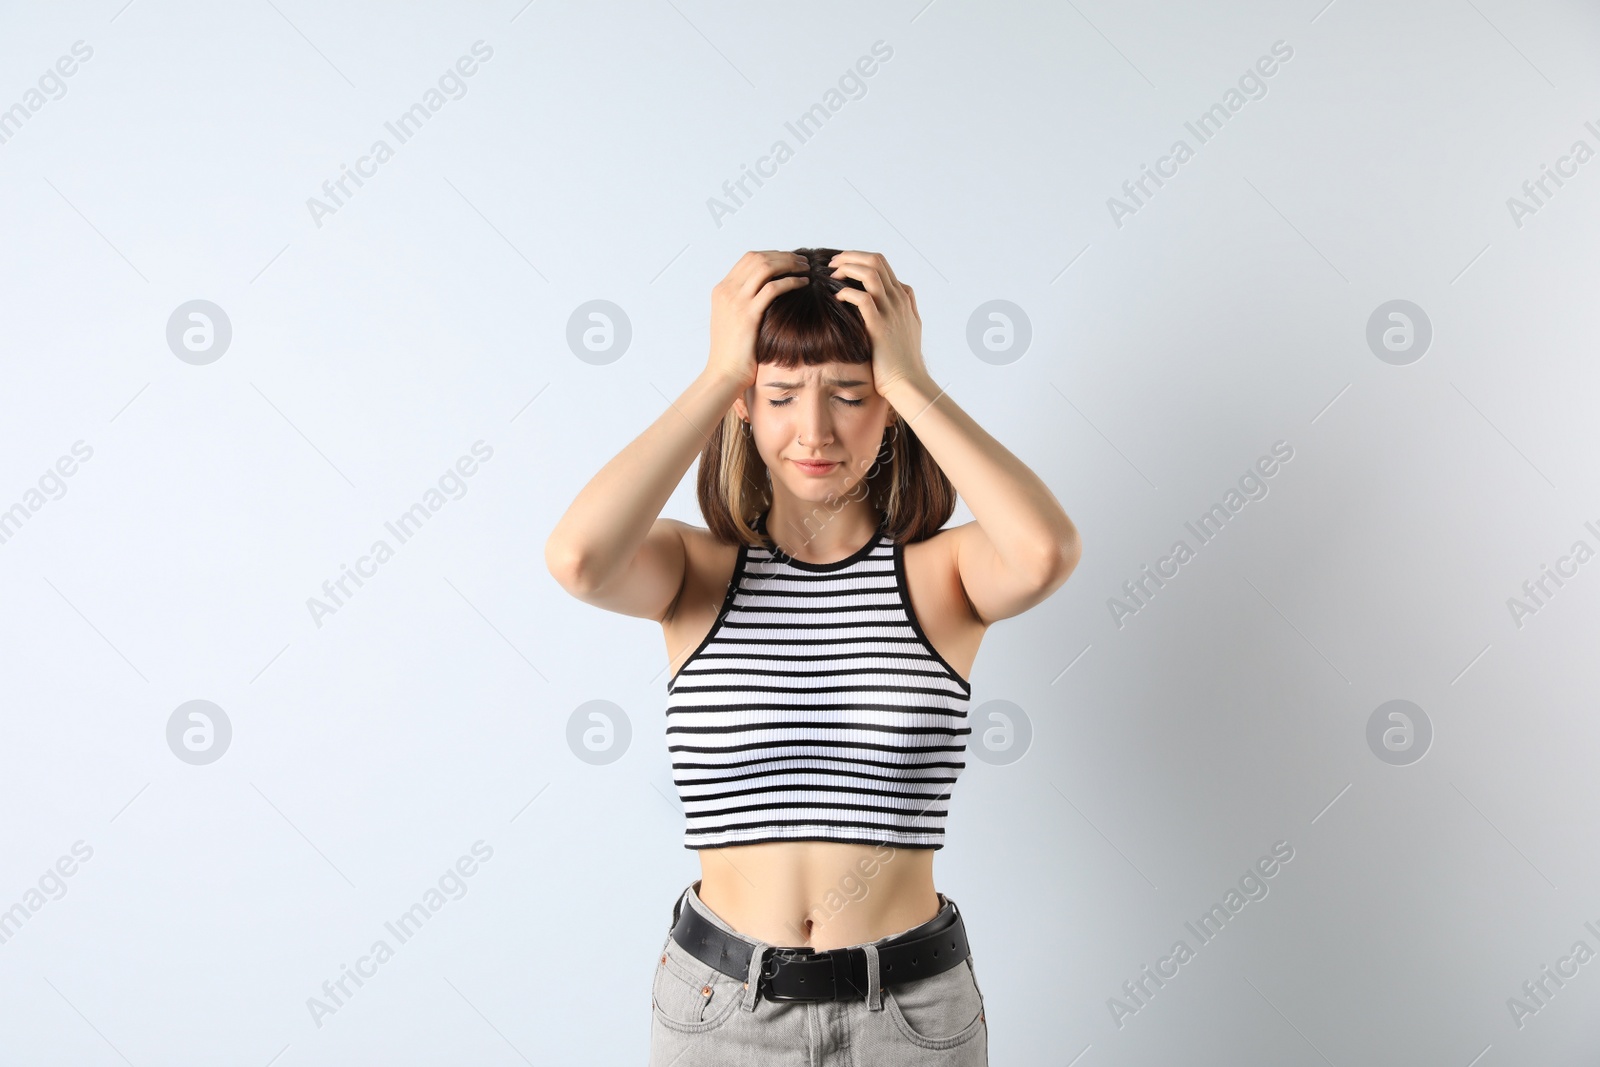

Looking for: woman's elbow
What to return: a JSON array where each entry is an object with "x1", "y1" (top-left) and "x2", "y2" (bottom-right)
[
  {"x1": 545, "y1": 535, "x2": 595, "y2": 597},
  {"x1": 1038, "y1": 531, "x2": 1082, "y2": 592}
]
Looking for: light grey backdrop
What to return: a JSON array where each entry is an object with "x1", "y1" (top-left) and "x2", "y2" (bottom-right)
[{"x1": 3, "y1": 0, "x2": 1598, "y2": 1063}]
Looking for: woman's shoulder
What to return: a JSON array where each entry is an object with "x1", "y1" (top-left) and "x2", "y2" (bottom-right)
[
  {"x1": 899, "y1": 519, "x2": 967, "y2": 561},
  {"x1": 900, "y1": 520, "x2": 963, "y2": 564},
  {"x1": 660, "y1": 518, "x2": 748, "y2": 558},
  {"x1": 658, "y1": 519, "x2": 743, "y2": 624},
  {"x1": 902, "y1": 522, "x2": 986, "y2": 625}
]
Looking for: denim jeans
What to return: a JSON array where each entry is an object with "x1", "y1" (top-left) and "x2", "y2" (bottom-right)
[{"x1": 649, "y1": 880, "x2": 989, "y2": 1066}]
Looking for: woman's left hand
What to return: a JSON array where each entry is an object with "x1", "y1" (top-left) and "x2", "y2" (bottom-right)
[{"x1": 828, "y1": 251, "x2": 928, "y2": 396}]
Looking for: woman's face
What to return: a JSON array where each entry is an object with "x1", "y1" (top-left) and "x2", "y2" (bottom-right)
[{"x1": 733, "y1": 360, "x2": 893, "y2": 505}]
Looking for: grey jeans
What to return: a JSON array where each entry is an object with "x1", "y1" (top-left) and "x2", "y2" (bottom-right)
[{"x1": 649, "y1": 880, "x2": 988, "y2": 1066}]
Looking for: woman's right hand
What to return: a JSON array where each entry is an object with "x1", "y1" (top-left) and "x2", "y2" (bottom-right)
[{"x1": 705, "y1": 250, "x2": 811, "y2": 390}]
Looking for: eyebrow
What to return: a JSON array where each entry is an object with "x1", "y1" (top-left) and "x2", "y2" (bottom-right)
[{"x1": 763, "y1": 377, "x2": 871, "y2": 389}]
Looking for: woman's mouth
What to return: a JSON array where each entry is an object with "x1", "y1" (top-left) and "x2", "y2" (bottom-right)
[{"x1": 791, "y1": 459, "x2": 840, "y2": 476}]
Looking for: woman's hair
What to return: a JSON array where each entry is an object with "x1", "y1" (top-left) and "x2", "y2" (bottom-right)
[{"x1": 696, "y1": 246, "x2": 956, "y2": 547}]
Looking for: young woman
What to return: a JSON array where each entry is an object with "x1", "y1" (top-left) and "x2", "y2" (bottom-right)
[{"x1": 546, "y1": 248, "x2": 1080, "y2": 1065}]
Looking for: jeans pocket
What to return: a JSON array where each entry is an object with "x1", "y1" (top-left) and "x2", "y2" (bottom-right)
[
  {"x1": 651, "y1": 935, "x2": 743, "y2": 1034},
  {"x1": 882, "y1": 955, "x2": 987, "y2": 1050}
]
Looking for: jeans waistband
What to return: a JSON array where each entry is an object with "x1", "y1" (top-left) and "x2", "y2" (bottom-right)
[
  {"x1": 674, "y1": 878, "x2": 958, "y2": 949},
  {"x1": 671, "y1": 879, "x2": 966, "y2": 1010}
]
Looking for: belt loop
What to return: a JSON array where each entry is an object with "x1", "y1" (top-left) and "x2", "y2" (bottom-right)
[
  {"x1": 862, "y1": 944, "x2": 883, "y2": 1011},
  {"x1": 741, "y1": 941, "x2": 769, "y2": 1011}
]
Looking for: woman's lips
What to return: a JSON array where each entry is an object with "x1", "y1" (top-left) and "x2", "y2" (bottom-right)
[{"x1": 791, "y1": 459, "x2": 839, "y2": 476}]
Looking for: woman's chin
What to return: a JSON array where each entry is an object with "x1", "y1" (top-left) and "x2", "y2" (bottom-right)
[{"x1": 773, "y1": 475, "x2": 860, "y2": 504}]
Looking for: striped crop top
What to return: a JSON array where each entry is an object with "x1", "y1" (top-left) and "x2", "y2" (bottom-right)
[{"x1": 665, "y1": 511, "x2": 973, "y2": 850}]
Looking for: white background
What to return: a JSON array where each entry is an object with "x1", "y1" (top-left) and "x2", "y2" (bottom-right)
[{"x1": 3, "y1": 0, "x2": 1600, "y2": 1063}]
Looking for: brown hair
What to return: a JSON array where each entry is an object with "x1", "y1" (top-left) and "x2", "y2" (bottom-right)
[{"x1": 696, "y1": 247, "x2": 956, "y2": 547}]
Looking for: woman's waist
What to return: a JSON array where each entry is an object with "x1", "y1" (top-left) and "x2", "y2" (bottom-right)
[{"x1": 695, "y1": 840, "x2": 940, "y2": 950}]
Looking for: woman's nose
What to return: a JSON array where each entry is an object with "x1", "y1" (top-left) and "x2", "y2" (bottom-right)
[{"x1": 796, "y1": 395, "x2": 833, "y2": 446}]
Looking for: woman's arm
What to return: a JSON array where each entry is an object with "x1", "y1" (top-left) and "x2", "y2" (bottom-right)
[
  {"x1": 544, "y1": 368, "x2": 742, "y2": 619},
  {"x1": 831, "y1": 251, "x2": 1080, "y2": 625},
  {"x1": 544, "y1": 251, "x2": 809, "y2": 620},
  {"x1": 883, "y1": 373, "x2": 1080, "y2": 623}
]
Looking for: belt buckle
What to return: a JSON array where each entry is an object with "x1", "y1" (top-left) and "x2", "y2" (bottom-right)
[
  {"x1": 760, "y1": 946, "x2": 821, "y2": 1002},
  {"x1": 759, "y1": 946, "x2": 863, "y2": 1002}
]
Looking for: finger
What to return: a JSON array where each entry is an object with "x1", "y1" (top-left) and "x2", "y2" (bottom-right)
[
  {"x1": 831, "y1": 251, "x2": 902, "y2": 294},
  {"x1": 831, "y1": 250, "x2": 897, "y2": 287},
  {"x1": 833, "y1": 261, "x2": 911, "y2": 315},
  {"x1": 904, "y1": 284, "x2": 918, "y2": 318},
  {"x1": 745, "y1": 275, "x2": 810, "y2": 318},
  {"x1": 828, "y1": 260, "x2": 891, "y2": 301},
  {"x1": 870, "y1": 252, "x2": 900, "y2": 288},
  {"x1": 738, "y1": 251, "x2": 807, "y2": 298},
  {"x1": 832, "y1": 285, "x2": 880, "y2": 327},
  {"x1": 772, "y1": 249, "x2": 809, "y2": 276},
  {"x1": 755, "y1": 274, "x2": 810, "y2": 306},
  {"x1": 727, "y1": 251, "x2": 769, "y2": 297}
]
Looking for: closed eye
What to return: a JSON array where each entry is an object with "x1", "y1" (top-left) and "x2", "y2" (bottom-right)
[{"x1": 768, "y1": 396, "x2": 865, "y2": 407}]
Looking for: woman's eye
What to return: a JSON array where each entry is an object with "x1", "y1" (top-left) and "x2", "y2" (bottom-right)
[{"x1": 766, "y1": 396, "x2": 864, "y2": 407}]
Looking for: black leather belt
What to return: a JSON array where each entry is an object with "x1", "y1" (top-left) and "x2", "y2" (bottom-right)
[{"x1": 669, "y1": 889, "x2": 970, "y2": 1002}]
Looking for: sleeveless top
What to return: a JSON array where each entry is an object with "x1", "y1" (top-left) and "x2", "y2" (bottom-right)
[{"x1": 665, "y1": 511, "x2": 973, "y2": 850}]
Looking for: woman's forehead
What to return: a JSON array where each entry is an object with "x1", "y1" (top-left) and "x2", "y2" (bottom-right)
[{"x1": 757, "y1": 361, "x2": 873, "y2": 388}]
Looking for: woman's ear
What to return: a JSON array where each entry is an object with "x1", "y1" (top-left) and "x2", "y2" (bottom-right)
[{"x1": 732, "y1": 394, "x2": 749, "y2": 423}]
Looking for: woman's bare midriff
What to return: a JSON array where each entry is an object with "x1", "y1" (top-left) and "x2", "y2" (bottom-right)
[{"x1": 696, "y1": 840, "x2": 942, "y2": 949}]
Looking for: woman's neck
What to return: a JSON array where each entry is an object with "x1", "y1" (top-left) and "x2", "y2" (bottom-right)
[{"x1": 761, "y1": 501, "x2": 882, "y2": 565}]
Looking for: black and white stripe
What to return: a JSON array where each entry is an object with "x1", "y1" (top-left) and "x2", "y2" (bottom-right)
[{"x1": 666, "y1": 517, "x2": 972, "y2": 850}]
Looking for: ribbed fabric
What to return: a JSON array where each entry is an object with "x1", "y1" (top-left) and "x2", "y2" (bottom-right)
[{"x1": 666, "y1": 512, "x2": 973, "y2": 850}]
